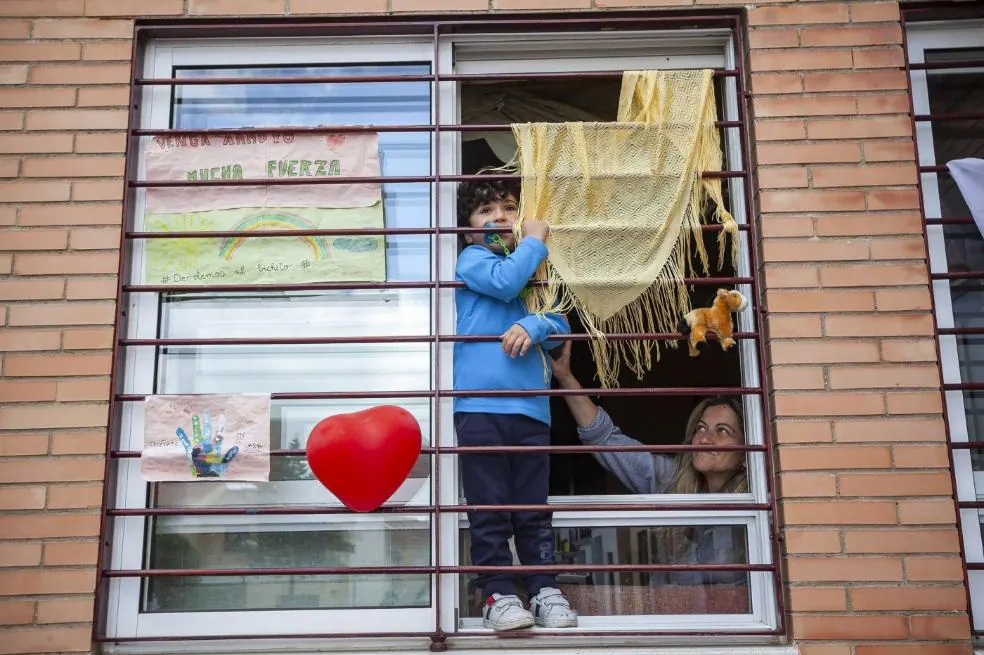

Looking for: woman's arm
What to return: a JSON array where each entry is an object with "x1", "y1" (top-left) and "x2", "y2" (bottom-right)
[{"x1": 551, "y1": 352, "x2": 599, "y2": 429}]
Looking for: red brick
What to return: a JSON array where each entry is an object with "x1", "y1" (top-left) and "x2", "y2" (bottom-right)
[
  {"x1": 493, "y1": 0, "x2": 590, "y2": 8},
  {"x1": 910, "y1": 615, "x2": 971, "y2": 641},
  {"x1": 2, "y1": 352, "x2": 111, "y2": 377},
  {"x1": 764, "y1": 265, "x2": 820, "y2": 288},
  {"x1": 751, "y1": 49, "x2": 853, "y2": 73},
  {"x1": 0, "y1": 512, "x2": 100, "y2": 539},
  {"x1": 392, "y1": 0, "x2": 486, "y2": 9},
  {"x1": 14, "y1": 251, "x2": 120, "y2": 275},
  {"x1": 770, "y1": 315, "x2": 824, "y2": 338},
  {"x1": 69, "y1": 227, "x2": 120, "y2": 249},
  {"x1": 0, "y1": 278, "x2": 65, "y2": 300},
  {"x1": 828, "y1": 364, "x2": 939, "y2": 389},
  {"x1": 857, "y1": 93, "x2": 911, "y2": 115},
  {"x1": 885, "y1": 391, "x2": 943, "y2": 415},
  {"x1": 66, "y1": 278, "x2": 117, "y2": 300},
  {"x1": 906, "y1": 556, "x2": 965, "y2": 582},
  {"x1": 757, "y1": 166, "x2": 809, "y2": 189},
  {"x1": 792, "y1": 614, "x2": 908, "y2": 640},
  {"x1": 26, "y1": 109, "x2": 128, "y2": 131},
  {"x1": 780, "y1": 471, "x2": 837, "y2": 496},
  {"x1": 0, "y1": 88, "x2": 76, "y2": 108},
  {"x1": 77, "y1": 85, "x2": 130, "y2": 106},
  {"x1": 788, "y1": 586, "x2": 846, "y2": 610},
  {"x1": 0, "y1": 180, "x2": 71, "y2": 203},
  {"x1": 0, "y1": 433, "x2": 48, "y2": 456},
  {"x1": 798, "y1": 646, "x2": 852, "y2": 655},
  {"x1": 839, "y1": 471, "x2": 952, "y2": 497},
  {"x1": 760, "y1": 215, "x2": 814, "y2": 237},
  {"x1": 853, "y1": 47, "x2": 905, "y2": 69},
  {"x1": 850, "y1": 586, "x2": 966, "y2": 611},
  {"x1": 755, "y1": 94, "x2": 856, "y2": 118},
  {"x1": 780, "y1": 444, "x2": 891, "y2": 471},
  {"x1": 0, "y1": 543, "x2": 42, "y2": 567},
  {"x1": 51, "y1": 430, "x2": 107, "y2": 455},
  {"x1": 36, "y1": 598, "x2": 94, "y2": 624},
  {"x1": 856, "y1": 646, "x2": 971, "y2": 655},
  {"x1": 291, "y1": 0, "x2": 388, "y2": 11},
  {"x1": 881, "y1": 339, "x2": 937, "y2": 363},
  {"x1": 770, "y1": 366, "x2": 825, "y2": 390},
  {"x1": 0, "y1": 486, "x2": 46, "y2": 510},
  {"x1": 47, "y1": 483, "x2": 103, "y2": 509},
  {"x1": 29, "y1": 63, "x2": 131, "y2": 85},
  {"x1": 0, "y1": 228, "x2": 68, "y2": 251},
  {"x1": 784, "y1": 529, "x2": 841, "y2": 553},
  {"x1": 750, "y1": 72, "x2": 803, "y2": 95},
  {"x1": 820, "y1": 263, "x2": 927, "y2": 287},
  {"x1": 0, "y1": 253, "x2": 10, "y2": 274},
  {"x1": 19, "y1": 204, "x2": 121, "y2": 226},
  {"x1": 763, "y1": 239, "x2": 869, "y2": 263},
  {"x1": 42, "y1": 540, "x2": 99, "y2": 566},
  {"x1": 23, "y1": 155, "x2": 125, "y2": 177},
  {"x1": 0, "y1": 379, "x2": 57, "y2": 401},
  {"x1": 864, "y1": 140, "x2": 916, "y2": 163},
  {"x1": 771, "y1": 340, "x2": 880, "y2": 364},
  {"x1": 761, "y1": 189, "x2": 865, "y2": 213},
  {"x1": 80, "y1": 41, "x2": 134, "y2": 61},
  {"x1": 851, "y1": 2, "x2": 901, "y2": 23},
  {"x1": 801, "y1": 24, "x2": 902, "y2": 47},
  {"x1": 0, "y1": 0, "x2": 84, "y2": 16},
  {"x1": 55, "y1": 378, "x2": 110, "y2": 401},
  {"x1": 868, "y1": 188, "x2": 920, "y2": 211},
  {"x1": 0, "y1": 42, "x2": 80, "y2": 62},
  {"x1": 805, "y1": 70, "x2": 907, "y2": 93},
  {"x1": 768, "y1": 289, "x2": 874, "y2": 312},
  {"x1": 7, "y1": 302, "x2": 116, "y2": 327},
  {"x1": 825, "y1": 314, "x2": 934, "y2": 338},
  {"x1": 87, "y1": 0, "x2": 184, "y2": 15},
  {"x1": 844, "y1": 528, "x2": 959, "y2": 554},
  {"x1": 63, "y1": 327, "x2": 114, "y2": 350},
  {"x1": 189, "y1": 0, "x2": 287, "y2": 14},
  {"x1": 775, "y1": 391, "x2": 884, "y2": 416},
  {"x1": 775, "y1": 420, "x2": 833, "y2": 444},
  {"x1": 900, "y1": 500, "x2": 956, "y2": 527},
  {"x1": 749, "y1": 3, "x2": 849, "y2": 26},
  {"x1": 32, "y1": 18, "x2": 134, "y2": 39},
  {"x1": 783, "y1": 500, "x2": 897, "y2": 525},
  {"x1": 76, "y1": 132, "x2": 127, "y2": 153},
  {"x1": 787, "y1": 556, "x2": 903, "y2": 582},
  {"x1": 0, "y1": 20, "x2": 31, "y2": 38},
  {"x1": 0, "y1": 568, "x2": 96, "y2": 596},
  {"x1": 834, "y1": 418, "x2": 945, "y2": 443},
  {"x1": 893, "y1": 444, "x2": 949, "y2": 468},
  {"x1": 807, "y1": 116, "x2": 911, "y2": 140},
  {"x1": 0, "y1": 601, "x2": 34, "y2": 626},
  {"x1": 870, "y1": 237, "x2": 925, "y2": 261},
  {"x1": 0, "y1": 627, "x2": 92, "y2": 654},
  {"x1": 812, "y1": 164, "x2": 916, "y2": 187},
  {"x1": 0, "y1": 403, "x2": 108, "y2": 429},
  {"x1": 0, "y1": 133, "x2": 73, "y2": 154},
  {"x1": 72, "y1": 179, "x2": 124, "y2": 201},
  {"x1": 757, "y1": 142, "x2": 861, "y2": 165},
  {"x1": 747, "y1": 28, "x2": 799, "y2": 50}
]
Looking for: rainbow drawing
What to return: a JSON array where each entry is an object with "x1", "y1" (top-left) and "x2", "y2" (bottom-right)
[{"x1": 217, "y1": 212, "x2": 331, "y2": 261}]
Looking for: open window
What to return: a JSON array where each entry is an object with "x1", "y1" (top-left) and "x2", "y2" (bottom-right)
[{"x1": 102, "y1": 17, "x2": 778, "y2": 647}]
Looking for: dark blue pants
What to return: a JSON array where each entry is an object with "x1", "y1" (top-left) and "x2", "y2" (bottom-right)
[{"x1": 455, "y1": 412, "x2": 556, "y2": 598}]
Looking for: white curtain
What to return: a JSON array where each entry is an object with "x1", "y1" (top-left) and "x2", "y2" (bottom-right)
[{"x1": 947, "y1": 157, "x2": 984, "y2": 240}]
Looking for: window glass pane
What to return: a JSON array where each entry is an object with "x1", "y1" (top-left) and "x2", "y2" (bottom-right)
[
  {"x1": 140, "y1": 63, "x2": 433, "y2": 614},
  {"x1": 458, "y1": 524, "x2": 750, "y2": 618},
  {"x1": 145, "y1": 521, "x2": 431, "y2": 612}
]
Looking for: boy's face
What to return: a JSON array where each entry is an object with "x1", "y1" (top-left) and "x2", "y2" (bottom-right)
[{"x1": 464, "y1": 193, "x2": 518, "y2": 253}]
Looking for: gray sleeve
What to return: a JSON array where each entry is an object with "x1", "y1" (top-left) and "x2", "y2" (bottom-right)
[{"x1": 577, "y1": 407, "x2": 661, "y2": 495}]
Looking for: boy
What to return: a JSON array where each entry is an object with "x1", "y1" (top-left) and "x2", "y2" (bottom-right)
[{"x1": 453, "y1": 176, "x2": 578, "y2": 631}]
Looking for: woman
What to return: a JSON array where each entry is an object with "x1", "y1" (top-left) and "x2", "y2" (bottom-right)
[{"x1": 550, "y1": 342, "x2": 749, "y2": 590}]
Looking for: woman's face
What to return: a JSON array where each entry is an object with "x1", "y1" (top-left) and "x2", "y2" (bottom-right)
[{"x1": 690, "y1": 404, "x2": 745, "y2": 479}]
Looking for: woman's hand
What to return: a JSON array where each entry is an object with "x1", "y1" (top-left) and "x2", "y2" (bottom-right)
[{"x1": 550, "y1": 341, "x2": 575, "y2": 383}]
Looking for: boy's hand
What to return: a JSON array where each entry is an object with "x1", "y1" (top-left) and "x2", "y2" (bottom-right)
[
  {"x1": 501, "y1": 324, "x2": 532, "y2": 358},
  {"x1": 521, "y1": 220, "x2": 549, "y2": 242}
]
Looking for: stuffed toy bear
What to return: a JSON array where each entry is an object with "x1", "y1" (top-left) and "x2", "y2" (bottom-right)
[{"x1": 678, "y1": 288, "x2": 748, "y2": 357}]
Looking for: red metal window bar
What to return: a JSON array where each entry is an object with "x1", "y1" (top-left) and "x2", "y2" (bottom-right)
[{"x1": 94, "y1": 11, "x2": 783, "y2": 651}]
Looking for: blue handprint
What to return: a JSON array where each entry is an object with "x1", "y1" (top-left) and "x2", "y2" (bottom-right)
[{"x1": 175, "y1": 409, "x2": 239, "y2": 478}]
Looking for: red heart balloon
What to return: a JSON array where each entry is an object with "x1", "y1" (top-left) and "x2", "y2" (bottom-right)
[{"x1": 306, "y1": 405, "x2": 422, "y2": 513}]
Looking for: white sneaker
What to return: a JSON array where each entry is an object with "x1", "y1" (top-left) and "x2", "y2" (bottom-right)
[
  {"x1": 483, "y1": 593, "x2": 535, "y2": 631},
  {"x1": 529, "y1": 587, "x2": 578, "y2": 628}
]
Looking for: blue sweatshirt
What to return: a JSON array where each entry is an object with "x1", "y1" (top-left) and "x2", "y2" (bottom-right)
[{"x1": 453, "y1": 237, "x2": 570, "y2": 426}]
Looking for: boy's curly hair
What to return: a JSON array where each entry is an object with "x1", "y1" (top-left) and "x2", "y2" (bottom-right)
[{"x1": 456, "y1": 177, "x2": 521, "y2": 229}]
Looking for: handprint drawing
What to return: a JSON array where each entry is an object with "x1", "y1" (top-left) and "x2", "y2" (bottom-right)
[{"x1": 174, "y1": 409, "x2": 240, "y2": 478}]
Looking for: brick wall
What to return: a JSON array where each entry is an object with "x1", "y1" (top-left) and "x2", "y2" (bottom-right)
[{"x1": 0, "y1": 1, "x2": 971, "y2": 654}]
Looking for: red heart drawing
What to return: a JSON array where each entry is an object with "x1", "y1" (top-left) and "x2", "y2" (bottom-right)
[{"x1": 306, "y1": 405, "x2": 422, "y2": 513}]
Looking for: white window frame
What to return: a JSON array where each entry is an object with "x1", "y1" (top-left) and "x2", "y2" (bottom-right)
[
  {"x1": 107, "y1": 28, "x2": 777, "y2": 644},
  {"x1": 907, "y1": 19, "x2": 984, "y2": 632}
]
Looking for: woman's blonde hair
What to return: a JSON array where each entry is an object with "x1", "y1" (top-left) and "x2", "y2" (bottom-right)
[{"x1": 655, "y1": 396, "x2": 748, "y2": 566}]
